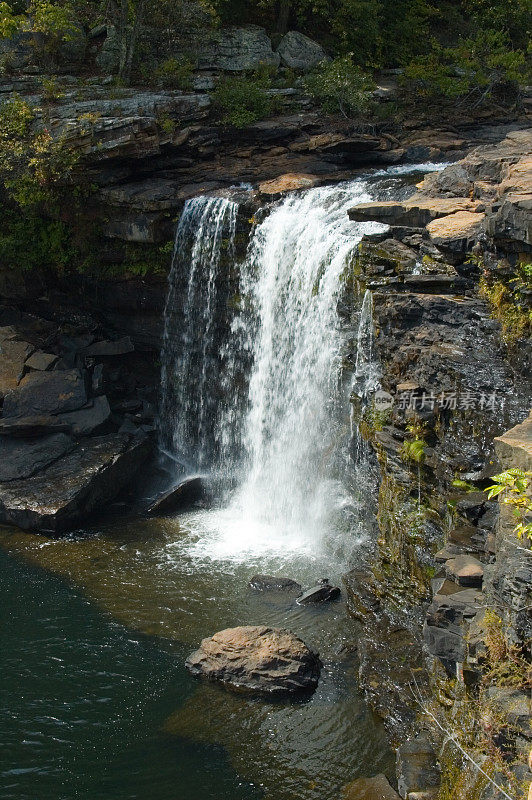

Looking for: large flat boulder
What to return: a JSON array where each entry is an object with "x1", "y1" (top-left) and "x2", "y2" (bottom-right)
[
  {"x1": 348, "y1": 198, "x2": 479, "y2": 227},
  {"x1": 276, "y1": 31, "x2": 326, "y2": 71},
  {"x1": 426, "y1": 210, "x2": 485, "y2": 253},
  {"x1": 197, "y1": 26, "x2": 280, "y2": 72},
  {"x1": 185, "y1": 625, "x2": 321, "y2": 695},
  {"x1": 2, "y1": 369, "x2": 87, "y2": 419},
  {"x1": 0, "y1": 433, "x2": 73, "y2": 481},
  {"x1": 0, "y1": 433, "x2": 152, "y2": 532},
  {"x1": 259, "y1": 173, "x2": 318, "y2": 196},
  {"x1": 0, "y1": 416, "x2": 72, "y2": 438}
]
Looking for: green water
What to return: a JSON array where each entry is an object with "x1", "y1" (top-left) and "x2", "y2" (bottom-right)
[{"x1": 0, "y1": 512, "x2": 394, "y2": 800}]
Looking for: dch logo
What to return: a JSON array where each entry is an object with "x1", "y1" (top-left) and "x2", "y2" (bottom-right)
[{"x1": 374, "y1": 389, "x2": 394, "y2": 411}]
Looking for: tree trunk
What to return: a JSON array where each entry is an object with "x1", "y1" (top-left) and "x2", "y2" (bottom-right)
[
  {"x1": 276, "y1": 0, "x2": 290, "y2": 34},
  {"x1": 123, "y1": 0, "x2": 145, "y2": 83}
]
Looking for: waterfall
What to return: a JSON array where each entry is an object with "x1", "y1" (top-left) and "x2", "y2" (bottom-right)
[
  {"x1": 159, "y1": 163, "x2": 447, "y2": 562},
  {"x1": 159, "y1": 195, "x2": 238, "y2": 472},
  {"x1": 226, "y1": 182, "x2": 385, "y2": 556}
]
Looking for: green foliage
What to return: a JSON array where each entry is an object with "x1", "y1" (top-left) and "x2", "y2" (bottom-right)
[
  {"x1": 402, "y1": 30, "x2": 526, "y2": 104},
  {"x1": 0, "y1": 94, "x2": 79, "y2": 209},
  {"x1": 41, "y1": 76, "x2": 63, "y2": 101},
  {"x1": 0, "y1": 211, "x2": 73, "y2": 272},
  {"x1": 304, "y1": 56, "x2": 375, "y2": 117},
  {"x1": 486, "y1": 469, "x2": 532, "y2": 543},
  {"x1": 212, "y1": 73, "x2": 281, "y2": 127},
  {"x1": 452, "y1": 478, "x2": 477, "y2": 492},
  {"x1": 400, "y1": 438, "x2": 427, "y2": 464},
  {"x1": 358, "y1": 401, "x2": 391, "y2": 441},
  {"x1": 157, "y1": 113, "x2": 176, "y2": 135},
  {"x1": 155, "y1": 57, "x2": 194, "y2": 89},
  {"x1": 0, "y1": 0, "x2": 20, "y2": 38}
]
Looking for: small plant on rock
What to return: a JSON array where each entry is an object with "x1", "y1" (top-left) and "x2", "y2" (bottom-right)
[{"x1": 485, "y1": 469, "x2": 532, "y2": 543}]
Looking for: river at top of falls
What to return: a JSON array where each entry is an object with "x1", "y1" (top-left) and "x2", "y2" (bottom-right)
[{"x1": 159, "y1": 163, "x2": 448, "y2": 569}]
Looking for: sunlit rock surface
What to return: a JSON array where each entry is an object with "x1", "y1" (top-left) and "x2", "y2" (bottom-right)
[{"x1": 186, "y1": 625, "x2": 321, "y2": 694}]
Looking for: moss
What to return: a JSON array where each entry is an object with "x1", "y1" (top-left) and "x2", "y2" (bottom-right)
[{"x1": 479, "y1": 267, "x2": 532, "y2": 345}]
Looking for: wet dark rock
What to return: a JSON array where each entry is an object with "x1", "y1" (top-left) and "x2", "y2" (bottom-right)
[
  {"x1": 0, "y1": 432, "x2": 152, "y2": 532},
  {"x1": 185, "y1": 625, "x2": 321, "y2": 695},
  {"x1": 423, "y1": 588, "x2": 483, "y2": 664},
  {"x1": 0, "y1": 416, "x2": 72, "y2": 438},
  {"x1": 296, "y1": 578, "x2": 341, "y2": 604},
  {"x1": 147, "y1": 475, "x2": 205, "y2": 516},
  {"x1": 58, "y1": 395, "x2": 111, "y2": 436},
  {"x1": 81, "y1": 337, "x2": 134, "y2": 357},
  {"x1": 396, "y1": 735, "x2": 441, "y2": 800},
  {"x1": 343, "y1": 773, "x2": 401, "y2": 800},
  {"x1": 2, "y1": 369, "x2": 87, "y2": 419},
  {"x1": 0, "y1": 433, "x2": 73, "y2": 481}
]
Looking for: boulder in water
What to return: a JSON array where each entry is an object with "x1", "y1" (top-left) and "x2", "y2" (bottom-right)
[
  {"x1": 297, "y1": 578, "x2": 341, "y2": 605},
  {"x1": 185, "y1": 625, "x2": 321, "y2": 695},
  {"x1": 248, "y1": 574, "x2": 302, "y2": 593},
  {"x1": 343, "y1": 773, "x2": 401, "y2": 800},
  {"x1": 147, "y1": 476, "x2": 205, "y2": 516}
]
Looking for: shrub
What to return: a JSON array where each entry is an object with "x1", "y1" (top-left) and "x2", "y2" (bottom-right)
[
  {"x1": 41, "y1": 76, "x2": 63, "y2": 102},
  {"x1": 212, "y1": 74, "x2": 280, "y2": 127},
  {"x1": 155, "y1": 57, "x2": 194, "y2": 89},
  {"x1": 0, "y1": 93, "x2": 80, "y2": 209},
  {"x1": 304, "y1": 56, "x2": 375, "y2": 118}
]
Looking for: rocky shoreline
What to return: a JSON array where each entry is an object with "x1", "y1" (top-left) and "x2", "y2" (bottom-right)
[{"x1": 342, "y1": 129, "x2": 531, "y2": 798}]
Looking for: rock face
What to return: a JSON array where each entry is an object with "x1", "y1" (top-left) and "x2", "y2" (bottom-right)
[
  {"x1": 197, "y1": 26, "x2": 280, "y2": 71},
  {"x1": 2, "y1": 369, "x2": 87, "y2": 419},
  {"x1": 396, "y1": 736, "x2": 441, "y2": 799},
  {"x1": 0, "y1": 293, "x2": 158, "y2": 533},
  {"x1": 258, "y1": 172, "x2": 318, "y2": 195},
  {"x1": 0, "y1": 433, "x2": 152, "y2": 532},
  {"x1": 0, "y1": 433, "x2": 74, "y2": 481},
  {"x1": 185, "y1": 626, "x2": 321, "y2": 695},
  {"x1": 276, "y1": 31, "x2": 326, "y2": 71}
]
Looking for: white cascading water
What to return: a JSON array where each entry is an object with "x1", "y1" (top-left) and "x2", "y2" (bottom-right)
[
  {"x1": 227, "y1": 183, "x2": 385, "y2": 559},
  {"x1": 159, "y1": 195, "x2": 238, "y2": 471},
  {"x1": 161, "y1": 164, "x2": 448, "y2": 565}
]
